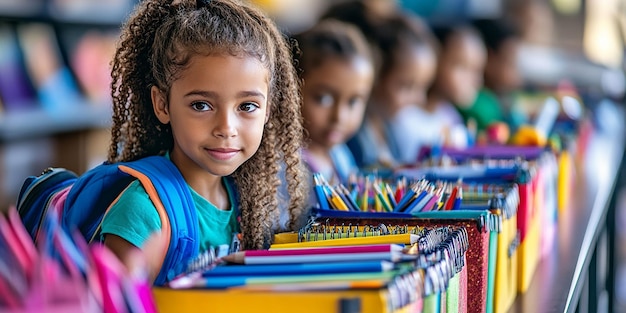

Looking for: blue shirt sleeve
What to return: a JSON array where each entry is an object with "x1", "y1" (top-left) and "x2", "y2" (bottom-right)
[{"x1": 100, "y1": 180, "x2": 162, "y2": 248}]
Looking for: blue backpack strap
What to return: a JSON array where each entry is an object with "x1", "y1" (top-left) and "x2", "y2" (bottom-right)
[
  {"x1": 63, "y1": 163, "x2": 136, "y2": 239},
  {"x1": 63, "y1": 155, "x2": 199, "y2": 286},
  {"x1": 116, "y1": 156, "x2": 199, "y2": 285}
]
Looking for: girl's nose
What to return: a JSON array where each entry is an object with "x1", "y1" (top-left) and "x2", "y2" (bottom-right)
[
  {"x1": 332, "y1": 103, "x2": 350, "y2": 123},
  {"x1": 213, "y1": 111, "x2": 238, "y2": 138}
]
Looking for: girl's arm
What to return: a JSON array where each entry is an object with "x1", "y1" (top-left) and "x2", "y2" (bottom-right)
[
  {"x1": 104, "y1": 234, "x2": 165, "y2": 284},
  {"x1": 101, "y1": 181, "x2": 167, "y2": 284}
]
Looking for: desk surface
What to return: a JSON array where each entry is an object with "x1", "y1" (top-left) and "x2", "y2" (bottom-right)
[{"x1": 509, "y1": 104, "x2": 625, "y2": 313}]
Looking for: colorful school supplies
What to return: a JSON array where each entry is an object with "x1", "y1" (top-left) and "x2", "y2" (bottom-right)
[
  {"x1": 313, "y1": 209, "x2": 496, "y2": 313},
  {"x1": 0, "y1": 206, "x2": 157, "y2": 313},
  {"x1": 222, "y1": 244, "x2": 405, "y2": 264},
  {"x1": 312, "y1": 166, "x2": 529, "y2": 313},
  {"x1": 421, "y1": 145, "x2": 558, "y2": 293},
  {"x1": 155, "y1": 278, "x2": 417, "y2": 313},
  {"x1": 313, "y1": 172, "x2": 469, "y2": 215},
  {"x1": 453, "y1": 184, "x2": 520, "y2": 313},
  {"x1": 271, "y1": 232, "x2": 421, "y2": 249},
  {"x1": 154, "y1": 226, "x2": 467, "y2": 313},
  {"x1": 196, "y1": 260, "x2": 396, "y2": 277}
]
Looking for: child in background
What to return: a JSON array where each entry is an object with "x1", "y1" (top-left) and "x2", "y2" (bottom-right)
[
  {"x1": 293, "y1": 19, "x2": 375, "y2": 184},
  {"x1": 381, "y1": 18, "x2": 439, "y2": 165},
  {"x1": 463, "y1": 18, "x2": 524, "y2": 134},
  {"x1": 322, "y1": 4, "x2": 439, "y2": 168},
  {"x1": 101, "y1": 0, "x2": 309, "y2": 283},
  {"x1": 424, "y1": 24, "x2": 487, "y2": 148}
]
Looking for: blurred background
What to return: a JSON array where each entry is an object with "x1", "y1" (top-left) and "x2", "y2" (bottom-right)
[{"x1": 0, "y1": 0, "x2": 625, "y2": 310}]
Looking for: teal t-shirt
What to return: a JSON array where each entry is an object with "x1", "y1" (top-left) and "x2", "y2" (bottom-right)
[{"x1": 100, "y1": 174, "x2": 239, "y2": 254}]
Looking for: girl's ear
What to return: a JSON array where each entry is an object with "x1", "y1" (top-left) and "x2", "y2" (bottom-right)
[{"x1": 151, "y1": 86, "x2": 170, "y2": 124}]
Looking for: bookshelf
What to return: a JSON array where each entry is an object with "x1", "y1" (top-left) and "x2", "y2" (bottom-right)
[
  {"x1": 0, "y1": 104, "x2": 111, "y2": 142},
  {"x1": 0, "y1": 0, "x2": 134, "y2": 208},
  {"x1": 0, "y1": 1, "x2": 132, "y2": 28},
  {"x1": 0, "y1": 12, "x2": 124, "y2": 29}
]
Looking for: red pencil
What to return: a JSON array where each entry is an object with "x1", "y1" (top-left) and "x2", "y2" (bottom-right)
[{"x1": 443, "y1": 186, "x2": 458, "y2": 211}]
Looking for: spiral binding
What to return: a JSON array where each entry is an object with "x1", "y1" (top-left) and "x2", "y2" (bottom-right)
[{"x1": 297, "y1": 218, "x2": 421, "y2": 243}]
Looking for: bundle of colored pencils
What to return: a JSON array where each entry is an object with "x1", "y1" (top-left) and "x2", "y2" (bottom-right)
[{"x1": 312, "y1": 173, "x2": 463, "y2": 214}]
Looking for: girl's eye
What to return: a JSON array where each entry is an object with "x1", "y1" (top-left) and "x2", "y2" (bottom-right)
[
  {"x1": 348, "y1": 97, "x2": 364, "y2": 108},
  {"x1": 239, "y1": 102, "x2": 259, "y2": 112},
  {"x1": 191, "y1": 101, "x2": 211, "y2": 111},
  {"x1": 315, "y1": 93, "x2": 334, "y2": 107}
]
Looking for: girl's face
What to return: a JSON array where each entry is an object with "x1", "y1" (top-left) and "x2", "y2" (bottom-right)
[
  {"x1": 301, "y1": 56, "x2": 373, "y2": 150},
  {"x1": 152, "y1": 54, "x2": 269, "y2": 179},
  {"x1": 372, "y1": 45, "x2": 437, "y2": 115},
  {"x1": 485, "y1": 38, "x2": 522, "y2": 93},
  {"x1": 435, "y1": 31, "x2": 486, "y2": 107}
]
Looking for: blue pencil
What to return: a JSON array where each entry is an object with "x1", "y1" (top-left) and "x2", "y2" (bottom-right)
[
  {"x1": 201, "y1": 260, "x2": 394, "y2": 277},
  {"x1": 394, "y1": 188, "x2": 416, "y2": 212},
  {"x1": 170, "y1": 269, "x2": 397, "y2": 289},
  {"x1": 399, "y1": 190, "x2": 428, "y2": 213},
  {"x1": 349, "y1": 183, "x2": 359, "y2": 203},
  {"x1": 313, "y1": 173, "x2": 330, "y2": 210},
  {"x1": 406, "y1": 190, "x2": 432, "y2": 213}
]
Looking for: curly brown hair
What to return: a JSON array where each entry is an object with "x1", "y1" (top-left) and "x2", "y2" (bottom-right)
[{"x1": 108, "y1": 0, "x2": 309, "y2": 250}]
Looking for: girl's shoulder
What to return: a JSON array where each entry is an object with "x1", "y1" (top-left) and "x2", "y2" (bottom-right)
[
  {"x1": 100, "y1": 179, "x2": 162, "y2": 247},
  {"x1": 112, "y1": 179, "x2": 154, "y2": 209}
]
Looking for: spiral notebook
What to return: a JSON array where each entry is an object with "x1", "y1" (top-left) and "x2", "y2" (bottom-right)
[
  {"x1": 157, "y1": 225, "x2": 469, "y2": 313},
  {"x1": 309, "y1": 209, "x2": 495, "y2": 313},
  {"x1": 309, "y1": 167, "x2": 526, "y2": 312},
  {"x1": 412, "y1": 145, "x2": 558, "y2": 293}
]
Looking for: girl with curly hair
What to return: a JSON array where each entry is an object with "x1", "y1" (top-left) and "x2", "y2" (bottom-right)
[{"x1": 101, "y1": 0, "x2": 310, "y2": 283}]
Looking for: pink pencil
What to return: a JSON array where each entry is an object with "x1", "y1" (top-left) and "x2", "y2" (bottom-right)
[
  {"x1": 222, "y1": 244, "x2": 404, "y2": 264},
  {"x1": 421, "y1": 191, "x2": 441, "y2": 212}
]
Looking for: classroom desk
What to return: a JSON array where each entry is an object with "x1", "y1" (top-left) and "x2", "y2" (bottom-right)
[{"x1": 509, "y1": 103, "x2": 626, "y2": 313}]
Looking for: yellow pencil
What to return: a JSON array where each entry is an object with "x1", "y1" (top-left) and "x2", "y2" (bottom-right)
[
  {"x1": 326, "y1": 183, "x2": 350, "y2": 211},
  {"x1": 361, "y1": 178, "x2": 370, "y2": 211}
]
